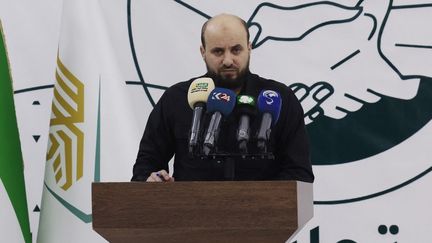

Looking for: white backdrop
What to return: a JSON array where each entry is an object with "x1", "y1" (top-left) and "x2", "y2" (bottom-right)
[{"x1": 1, "y1": 0, "x2": 432, "y2": 242}]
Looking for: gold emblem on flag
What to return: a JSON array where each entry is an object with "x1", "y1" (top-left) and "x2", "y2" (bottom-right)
[{"x1": 46, "y1": 56, "x2": 84, "y2": 191}]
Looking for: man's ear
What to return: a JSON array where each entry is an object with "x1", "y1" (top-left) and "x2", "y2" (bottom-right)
[
  {"x1": 248, "y1": 42, "x2": 252, "y2": 51},
  {"x1": 200, "y1": 46, "x2": 205, "y2": 59}
]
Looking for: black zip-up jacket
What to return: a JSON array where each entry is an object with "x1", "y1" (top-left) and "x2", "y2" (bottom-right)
[{"x1": 132, "y1": 72, "x2": 314, "y2": 182}]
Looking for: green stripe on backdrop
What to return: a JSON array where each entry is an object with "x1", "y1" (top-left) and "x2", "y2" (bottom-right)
[{"x1": 0, "y1": 21, "x2": 32, "y2": 243}]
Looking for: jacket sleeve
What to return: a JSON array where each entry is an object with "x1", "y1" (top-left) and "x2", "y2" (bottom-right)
[
  {"x1": 274, "y1": 87, "x2": 315, "y2": 182},
  {"x1": 131, "y1": 91, "x2": 175, "y2": 181}
]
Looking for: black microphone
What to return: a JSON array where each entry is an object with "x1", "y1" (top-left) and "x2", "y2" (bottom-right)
[
  {"x1": 202, "y1": 88, "x2": 237, "y2": 156},
  {"x1": 236, "y1": 95, "x2": 256, "y2": 153},
  {"x1": 187, "y1": 78, "x2": 215, "y2": 154},
  {"x1": 256, "y1": 90, "x2": 282, "y2": 152}
]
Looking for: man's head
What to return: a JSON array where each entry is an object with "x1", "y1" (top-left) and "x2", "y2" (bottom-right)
[{"x1": 200, "y1": 14, "x2": 251, "y2": 90}]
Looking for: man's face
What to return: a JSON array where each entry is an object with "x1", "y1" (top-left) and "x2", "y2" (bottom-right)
[{"x1": 200, "y1": 19, "x2": 251, "y2": 89}]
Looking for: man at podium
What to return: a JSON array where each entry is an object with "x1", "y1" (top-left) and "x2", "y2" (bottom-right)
[{"x1": 131, "y1": 13, "x2": 314, "y2": 183}]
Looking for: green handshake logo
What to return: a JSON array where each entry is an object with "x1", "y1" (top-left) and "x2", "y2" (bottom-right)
[{"x1": 237, "y1": 95, "x2": 256, "y2": 105}]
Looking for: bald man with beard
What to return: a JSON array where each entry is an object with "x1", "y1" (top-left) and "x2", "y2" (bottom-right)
[{"x1": 132, "y1": 14, "x2": 314, "y2": 183}]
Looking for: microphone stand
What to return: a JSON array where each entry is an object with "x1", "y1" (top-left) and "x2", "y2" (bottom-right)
[
  {"x1": 224, "y1": 157, "x2": 235, "y2": 180},
  {"x1": 188, "y1": 121, "x2": 275, "y2": 179},
  {"x1": 194, "y1": 148, "x2": 275, "y2": 181}
]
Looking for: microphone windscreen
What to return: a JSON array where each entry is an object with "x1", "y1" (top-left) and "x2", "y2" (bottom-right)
[
  {"x1": 207, "y1": 88, "x2": 237, "y2": 116},
  {"x1": 257, "y1": 90, "x2": 282, "y2": 124},
  {"x1": 236, "y1": 95, "x2": 257, "y2": 116},
  {"x1": 187, "y1": 77, "x2": 215, "y2": 109}
]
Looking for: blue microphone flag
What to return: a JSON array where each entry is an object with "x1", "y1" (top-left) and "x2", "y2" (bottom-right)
[
  {"x1": 257, "y1": 90, "x2": 282, "y2": 124},
  {"x1": 207, "y1": 87, "x2": 237, "y2": 116}
]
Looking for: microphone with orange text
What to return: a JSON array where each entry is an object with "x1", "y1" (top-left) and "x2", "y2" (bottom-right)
[{"x1": 202, "y1": 88, "x2": 237, "y2": 156}]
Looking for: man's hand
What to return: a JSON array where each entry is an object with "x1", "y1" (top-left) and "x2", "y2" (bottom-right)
[{"x1": 146, "y1": 170, "x2": 175, "y2": 182}]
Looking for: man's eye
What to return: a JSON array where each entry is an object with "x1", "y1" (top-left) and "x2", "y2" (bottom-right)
[
  {"x1": 212, "y1": 49, "x2": 223, "y2": 56},
  {"x1": 232, "y1": 47, "x2": 242, "y2": 55}
]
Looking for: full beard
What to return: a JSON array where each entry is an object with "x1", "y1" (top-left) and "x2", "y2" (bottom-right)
[{"x1": 206, "y1": 64, "x2": 250, "y2": 90}]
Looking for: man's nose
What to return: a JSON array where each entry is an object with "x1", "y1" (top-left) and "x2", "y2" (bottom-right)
[{"x1": 222, "y1": 54, "x2": 234, "y2": 67}]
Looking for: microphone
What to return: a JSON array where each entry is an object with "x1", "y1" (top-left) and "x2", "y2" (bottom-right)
[
  {"x1": 236, "y1": 95, "x2": 256, "y2": 153},
  {"x1": 187, "y1": 77, "x2": 215, "y2": 153},
  {"x1": 256, "y1": 90, "x2": 282, "y2": 152},
  {"x1": 202, "y1": 88, "x2": 237, "y2": 155}
]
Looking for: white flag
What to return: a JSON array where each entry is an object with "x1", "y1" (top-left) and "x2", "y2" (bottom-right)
[{"x1": 37, "y1": 0, "x2": 140, "y2": 242}]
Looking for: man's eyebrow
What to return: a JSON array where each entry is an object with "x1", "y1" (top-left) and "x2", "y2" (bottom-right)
[
  {"x1": 210, "y1": 47, "x2": 224, "y2": 51},
  {"x1": 209, "y1": 44, "x2": 243, "y2": 52}
]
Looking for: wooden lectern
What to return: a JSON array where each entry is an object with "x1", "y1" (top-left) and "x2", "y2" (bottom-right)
[{"x1": 92, "y1": 181, "x2": 300, "y2": 243}]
